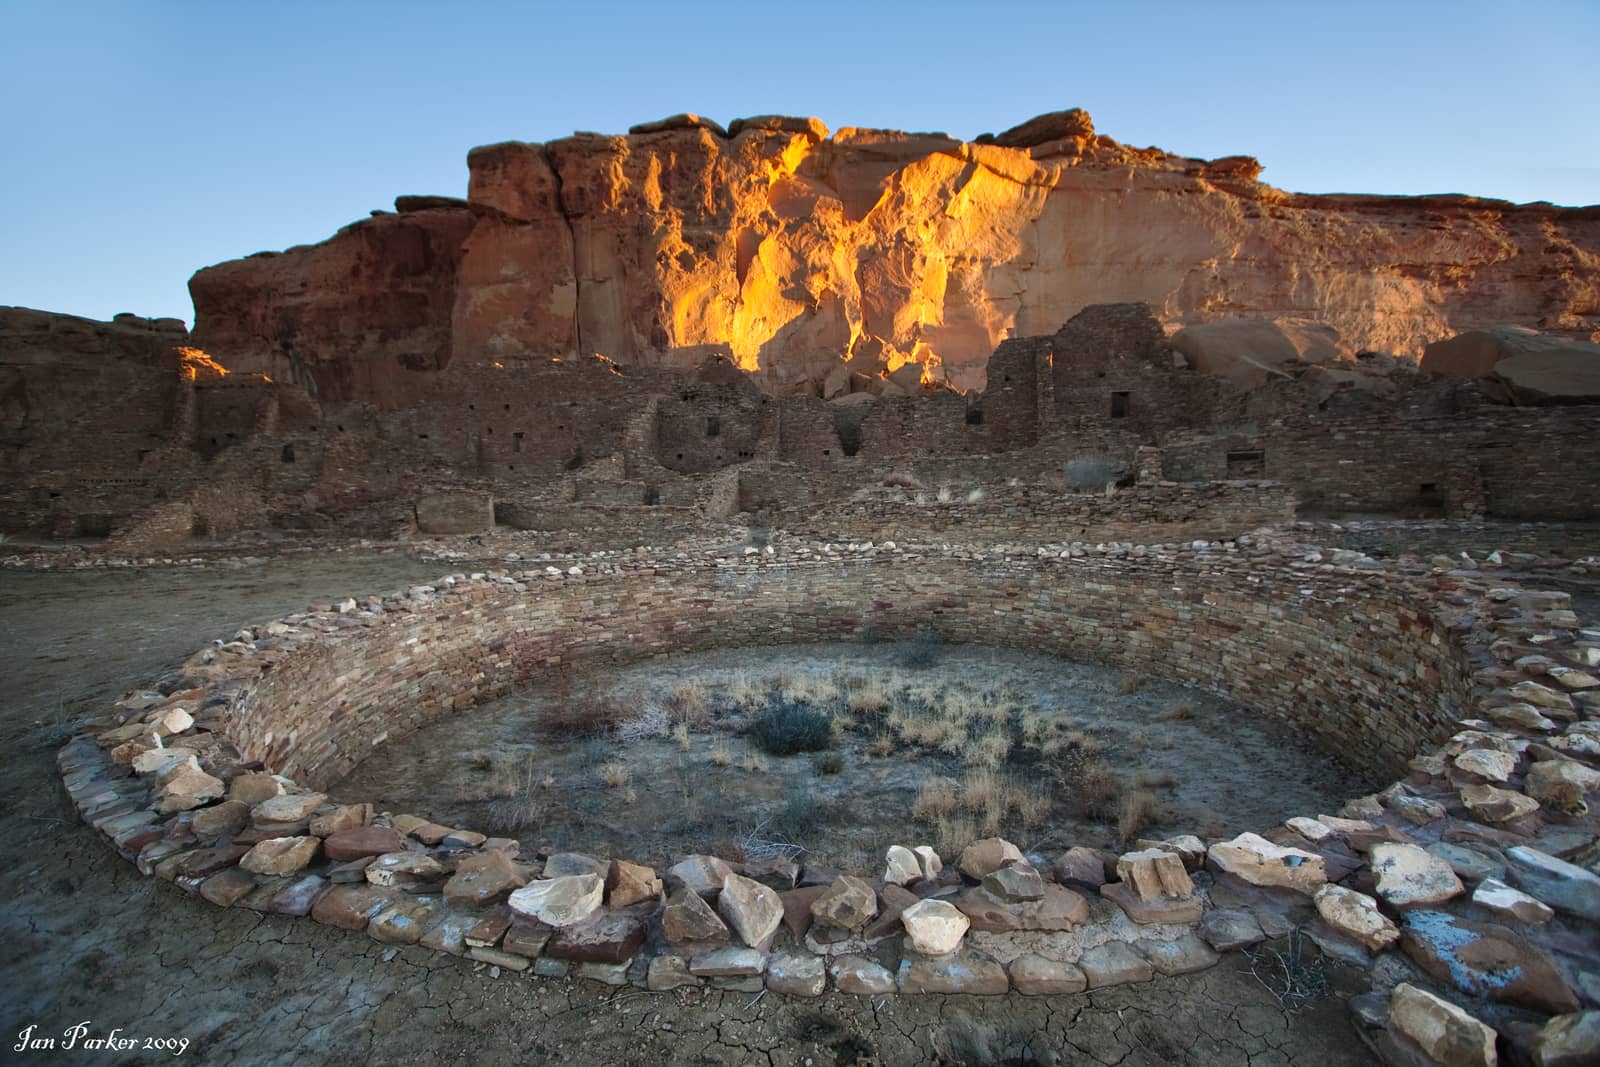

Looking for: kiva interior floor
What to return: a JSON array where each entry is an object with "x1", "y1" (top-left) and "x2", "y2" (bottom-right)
[{"x1": 333, "y1": 641, "x2": 1380, "y2": 870}]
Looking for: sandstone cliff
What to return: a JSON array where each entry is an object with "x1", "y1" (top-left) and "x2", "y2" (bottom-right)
[{"x1": 189, "y1": 109, "x2": 1600, "y2": 403}]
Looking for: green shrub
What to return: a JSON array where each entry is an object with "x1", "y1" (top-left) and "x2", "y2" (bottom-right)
[
  {"x1": 747, "y1": 699, "x2": 832, "y2": 756},
  {"x1": 895, "y1": 629, "x2": 944, "y2": 668},
  {"x1": 811, "y1": 751, "x2": 845, "y2": 775}
]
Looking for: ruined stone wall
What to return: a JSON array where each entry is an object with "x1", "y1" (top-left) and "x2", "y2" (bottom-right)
[
  {"x1": 232, "y1": 547, "x2": 1472, "y2": 792},
  {"x1": 1162, "y1": 409, "x2": 1600, "y2": 519},
  {"x1": 777, "y1": 482, "x2": 1295, "y2": 545}
]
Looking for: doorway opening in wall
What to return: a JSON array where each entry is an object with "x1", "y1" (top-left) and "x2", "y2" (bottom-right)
[
  {"x1": 280, "y1": 444, "x2": 296, "y2": 464},
  {"x1": 1110, "y1": 391, "x2": 1131, "y2": 418},
  {"x1": 512, "y1": 432, "x2": 524, "y2": 453},
  {"x1": 1225, "y1": 449, "x2": 1264, "y2": 477},
  {"x1": 965, "y1": 402, "x2": 984, "y2": 426},
  {"x1": 1417, "y1": 483, "x2": 1444, "y2": 510},
  {"x1": 642, "y1": 486, "x2": 660, "y2": 506},
  {"x1": 705, "y1": 415, "x2": 721, "y2": 437},
  {"x1": 832, "y1": 405, "x2": 865, "y2": 457}
]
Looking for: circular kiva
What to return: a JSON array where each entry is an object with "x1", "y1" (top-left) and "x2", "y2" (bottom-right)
[{"x1": 58, "y1": 539, "x2": 1599, "y2": 1016}]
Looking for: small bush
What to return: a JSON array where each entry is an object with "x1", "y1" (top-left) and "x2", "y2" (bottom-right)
[
  {"x1": 1135, "y1": 768, "x2": 1176, "y2": 789},
  {"x1": 1118, "y1": 789, "x2": 1160, "y2": 840},
  {"x1": 747, "y1": 699, "x2": 833, "y2": 756},
  {"x1": 1157, "y1": 702, "x2": 1195, "y2": 722},
  {"x1": 740, "y1": 751, "x2": 769, "y2": 773},
  {"x1": 1065, "y1": 456, "x2": 1126, "y2": 491},
  {"x1": 601, "y1": 760, "x2": 629, "y2": 788},
  {"x1": 1117, "y1": 675, "x2": 1146, "y2": 696},
  {"x1": 812, "y1": 751, "x2": 845, "y2": 775},
  {"x1": 896, "y1": 629, "x2": 944, "y2": 669}
]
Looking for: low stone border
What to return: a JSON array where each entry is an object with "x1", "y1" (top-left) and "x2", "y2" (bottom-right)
[{"x1": 56, "y1": 536, "x2": 1600, "y2": 1064}]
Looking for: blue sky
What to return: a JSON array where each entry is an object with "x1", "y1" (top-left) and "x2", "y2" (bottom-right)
[{"x1": 2, "y1": 1, "x2": 1596, "y2": 324}]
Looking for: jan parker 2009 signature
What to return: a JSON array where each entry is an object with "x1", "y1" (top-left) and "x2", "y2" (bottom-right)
[{"x1": 15, "y1": 1023, "x2": 191, "y2": 1056}]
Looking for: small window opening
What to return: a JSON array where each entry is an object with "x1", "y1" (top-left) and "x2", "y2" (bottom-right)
[
  {"x1": 1418, "y1": 483, "x2": 1442, "y2": 505},
  {"x1": 965, "y1": 405, "x2": 983, "y2": 426},
  {"x1": 512, "y1": 431, "x2": 524, "y2": 453},
  {"x1": 1110, "y1": 391, "x2": 1131, "y2": 418},
  {"x1": 280, "y1": 444, "x2": 296, "y2": 464},
  {"x1": 643, "y1": 486, "x2": 661, "y2": 505},
  {"x1": 1225, "y1": 449, "x2": 1265, "y2": 477},
  {"x1": 705, "y1": 414, "x2": 721, "y2": 437}
]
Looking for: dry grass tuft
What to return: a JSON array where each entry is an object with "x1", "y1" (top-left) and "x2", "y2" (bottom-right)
[
  {"x1": 934, "y1": 813, "x2": 976, "y2": 857},
  {"x1": 1077, "y1": 760, "x2": 1121, "y2": 817},
  {"x1": 668, "y1": 682, "x2": 710, "y2": 726},
  {"x1": 1157, "y1": 702, "x2": 1196, "y2": 722},
  {"x1": 709, "y1": 741, "x2": 733, "y2": 767},
  {"x1": 601, "y1": 760, "x2": 630, "y2": 788},
  {"x1": 672, "y1": 722, "x2": 692, "y2": 752},
  {"x1": 1118, "y1": 789, "x2": 1160, "y2": 840},
  {"x1": 1117, "y1": 674, "x2": 1147, "y2": 696},
  {"x1": 740, "y1": 751, "x2": 770, "y2": 774},
  {"x1": 912, "y1": 777, "x2": 961, "y2": 820}
]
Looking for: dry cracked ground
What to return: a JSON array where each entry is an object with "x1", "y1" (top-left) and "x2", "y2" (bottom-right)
[{"x1": 0, "y1": 557, "x2": 1378, "y2": 1065}]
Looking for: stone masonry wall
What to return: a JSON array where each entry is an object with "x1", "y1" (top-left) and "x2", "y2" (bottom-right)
[{"x1": 231, "y1": 545, "x2": 1470, "y2": 793}]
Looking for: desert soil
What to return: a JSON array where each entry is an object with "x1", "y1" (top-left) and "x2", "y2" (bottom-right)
[
  {"x1": 0, "y1": 557, "x2": 1379, "y2": 1066},
  {"x1": 334, "y1": 643, "x2": 1377, "y2": 871}
]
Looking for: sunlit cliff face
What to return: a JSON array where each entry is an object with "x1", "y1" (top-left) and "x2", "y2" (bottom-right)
[
  {"x1": 177, "y1": 346, "x2": 231, "y2": 382},
  {"x1": 463, "y1": 119, "x2": 1071, "y2": 394}
]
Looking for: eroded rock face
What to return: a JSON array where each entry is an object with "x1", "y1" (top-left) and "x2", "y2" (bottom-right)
[{"x1": 188, "y1": 110, "x2": 1600, "y2": 399}]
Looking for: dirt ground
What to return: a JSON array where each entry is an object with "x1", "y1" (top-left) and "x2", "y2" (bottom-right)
[
  {"x1": 335, "y1": 643, "x2": 1375, "y2": 870},
  {"x1": 0, "y1": 558, "x2": 1379, "y2": 1066}
]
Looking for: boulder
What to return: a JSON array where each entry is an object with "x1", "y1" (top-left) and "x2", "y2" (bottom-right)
[
  {"x1": 958, "y1": 837, "x2": 1025, "y2": 880},
  {"x1": 810, "y1": 875, "x2": 877, "y2": 930},
  {"x1": 1534, "y1": 1012, "x2": 1599, "y2": 1067},
  {"x1": 1525, "y1": 758, "x2": 1600, "y2": 815},
  {"x1": 1198, "y1": 908, "x2": 1267, "y2": 951},
  {"x1": 982, "y1": 862, "x2": 1046, "y2": 902},
  {"x1": 897, "y1": 948, "x2": 1009, "y2": 994},
  {"x1": 1505, "y1": 845, "x2": 1600, "y2": 921},
  {"x1": 1313, "y1": 884, "x2": 1399, "y2": 952},
  {"x1": 1171, "y1": 317, "x2": 1350, "y2": 389},
  {"x1": 717, "y1": 873, "x2": 782, "y2": 951},
  {"x1": 323, "y1": 826, "x2": 407, "y2": 862},
  {"x1": 606, "y1": 859, "x2": 661, "y2": 908},
  {"x1": 1009, "y1": 954, "x2": 1088, "y2": 995},
  {"x1": 1370, "y1": 842, "x2": 1465, "y2": 906},
  {"x1": 1460, "y1": 783, "x2": 1540, "y2": 824},
  {"x1": 1472, "y1": 878, "x2": 1554, "y2": 924},
  {"x1": 545, "y1": 913, "x2": 646, "y2": 964},
  {"x1": 1388, "y1": 983, "x2": 1498, "y2": 1067},
  {"x1": 883, "y1": 845, "x2": 921, "y2": 885},
  {"x1": 899, "y1": 899, "x2": 969, "y2": 956},
  {"x1": 662, "y1": 887, "x2": 730, "y2": 946},
  {"x1": 239, "y1": 836, "x2": 320, "y2": 877},
  {"x1": 444, "y1": 850, "x2": 530, "y2": 908},
  {"x1": 830, "y1": 956, "x2": 896, "y2": 995},
  {"x1": 665, "y1": 854, "x2": 733, "y2": 897},
  {"x1": 1402, "y1": 910, "x2": 1579, "y2": 1014},
  {"x1": 765, "y1": 952, "x2": 826, "y2": 997},
  {"x1": 1207, "y1": 833, "x2": 1326, "y2": 893},
  {"x1": 1422, "y1": 326, "x2": 1600, "y2": 405},
  {"x1": 507, "y1": 874, "x2": 604, "y2": 928},
  {"x1": 1135, "y1": 932, "x2": 1220, "y2": 976},
  {"x1": 1079, "y1": 942, "x2": 1154, "y2": 988}
]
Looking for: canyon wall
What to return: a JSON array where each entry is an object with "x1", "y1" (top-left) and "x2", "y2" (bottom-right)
[{"x1": 188, "y1": 109, "x2": 1600, "y2": 402}]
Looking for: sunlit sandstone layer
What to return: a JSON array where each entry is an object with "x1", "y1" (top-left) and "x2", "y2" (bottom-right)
[{"x1": 188, "y1": 109, "x2": 1600, "y2": 403}]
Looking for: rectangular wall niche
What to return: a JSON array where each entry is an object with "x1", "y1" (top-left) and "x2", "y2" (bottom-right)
[
  {"x1": 1110, "y1": 391, "x2": 1131, "y2": 418},
  {"x1": 1226, "y1": 449, "x2": 1265, "y2": 476}
]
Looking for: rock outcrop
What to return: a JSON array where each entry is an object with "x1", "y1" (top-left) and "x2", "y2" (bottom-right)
[
  {"x1": 187, "y1": 109, "x2": 1600, "y2": 401},
  {"x1": 1421, "y1": 326, "x2": 1600, "y2": 404}
]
